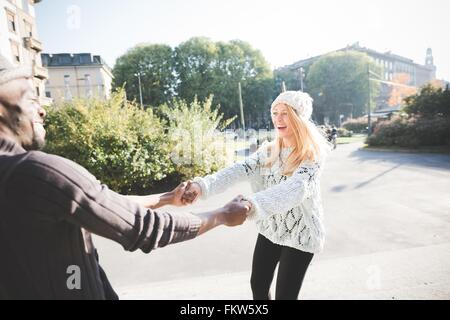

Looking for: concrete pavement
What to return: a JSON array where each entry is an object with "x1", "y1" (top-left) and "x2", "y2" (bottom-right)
[
  {"x1": 94, "y1": 141, "x2": 450, "y2": 299},
  {"x1": 118, "y1": 242, "x2": 450, "y2": 300}
]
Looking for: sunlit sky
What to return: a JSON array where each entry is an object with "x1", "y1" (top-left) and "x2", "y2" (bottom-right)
[{"x1": 36, "y1": 0, "x2": 450, "y2": 80}]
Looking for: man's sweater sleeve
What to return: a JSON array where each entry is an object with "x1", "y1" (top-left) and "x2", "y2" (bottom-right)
[{"x1": 5, "y1": 151, "x2": 201, "y2": 253}]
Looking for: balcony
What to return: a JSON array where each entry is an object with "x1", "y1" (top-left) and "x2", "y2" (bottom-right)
[
  {"x1": 33, "y1": 65, "x2": 48, "y2": 80},
  {"x1": 24, "y1": 37, "x2": 43, "y2": 52}
]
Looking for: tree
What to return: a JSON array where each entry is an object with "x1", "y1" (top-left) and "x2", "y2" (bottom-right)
[
  {"x1": 173, "y1": 37, "x2": 273, "y2": 123},
  {"x1": 112, "y1": 44, "x2": 175, "y2": 107},
  {"x1": 403, "y1": 83, "x2": 450, "y2": 117},
  {"x1": 241, "y1": 77, "x2": 277, "y2": 128},
  {"x1": 173, "y1": 37, "x2": 219, "y2": 104},
  {"x1": 274, "y1": 66, "x2": 306, "y2": 92},
  {"x1": 44, "y1": 89, "x2": 174, "y2": 194},
  {"x1": 388, "y1": 73, "x2": 417, "y2": 107},
  {"x1": 306, "y1": 51, "x2": 381, "y2": 124},
  {"x1": 114, "y1": 37, "x2": 274, "y2": 127}
]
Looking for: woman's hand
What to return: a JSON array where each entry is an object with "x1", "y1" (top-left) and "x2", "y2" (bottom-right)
[
  {"x1": 181, "y1": 181, "x2": 202, "y2": 205},
  {"x1": 169, "y1": 181, "x2": 193, "y2": 207}
]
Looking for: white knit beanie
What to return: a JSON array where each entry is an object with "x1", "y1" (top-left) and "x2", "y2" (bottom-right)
[
  {"x1": 271, "y1": 91, "x2": 313, "y2": 120},
  {"x1": 0, "y1": 54, "x2": 32, "y2": 85}
]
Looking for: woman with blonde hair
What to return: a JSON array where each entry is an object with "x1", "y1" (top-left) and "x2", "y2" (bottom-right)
[{"x1": 183, "y1": 91, "x2": 331, "y2": 300}]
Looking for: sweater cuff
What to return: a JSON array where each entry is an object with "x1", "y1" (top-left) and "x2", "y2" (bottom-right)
[
  {"x1": 193, "y1": 177, "x2": 209, "y2": 200},
  {"x1": 245, "y1": 195, "x2": 262, "y2": 221}
]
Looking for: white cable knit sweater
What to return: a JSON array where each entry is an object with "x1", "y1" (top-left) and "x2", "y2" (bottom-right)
[{"x1": 193, "y1": 146, "x2": 326, "y2": 253}]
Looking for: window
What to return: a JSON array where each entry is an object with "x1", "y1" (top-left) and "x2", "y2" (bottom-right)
[
  {"x1": 10, "y1": 41, "x2": 20, "y2": 62},
  {"x1": 45, "y1": 91, "x2": 52, "y2": 98},
  {"x1": 36, "y1": 86, "x2": 40, "y2": 97},
  {"x1": 64, "y1": 75, "x2": 72, "y2": 101},
  {"x1": 24, "y1": 20, "x2": 33, "y2": 37},
  {"x1": 64, "y1": 75, "x2": 70, "y2": 85},
  {"x1": 6, "y1": 10, "x2": 16, "y2": 33}
]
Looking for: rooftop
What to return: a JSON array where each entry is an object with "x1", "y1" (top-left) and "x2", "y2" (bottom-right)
[
  {"x1": 41, "y1": 53, "x2": 111, "y2": 71},
  {"x1": 285, "y1": 42, "x2": 432, "y2": 71}
]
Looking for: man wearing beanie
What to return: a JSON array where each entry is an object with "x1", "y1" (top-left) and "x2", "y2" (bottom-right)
[{"x1": 0, "y1": 54, "x2": 251, "y2": 300}]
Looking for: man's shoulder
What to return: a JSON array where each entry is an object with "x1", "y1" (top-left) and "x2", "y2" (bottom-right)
[
  {"x1": 15, "y1": 150, "x2": 98, "y2": 183},
  {"x1": 20, "y1": 150, "x2": 74, "y2": 170}
]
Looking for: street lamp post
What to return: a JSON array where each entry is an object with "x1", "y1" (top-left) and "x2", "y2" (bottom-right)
[
  {"x1": 299, "y1": 67, "x2": 305, "y2": 92},
  {"x1": 135, "y1": 71, "x2": 144, "y2": 107},
  {"x1": 367, "y1": 67, "x2": 382, "y2": 137},
  {"x1": 238, "y1": 82, "x2": 245, "y2": 134},
  {"x1": 367, "y1": 65, "x2": 372, "y2": 136}
]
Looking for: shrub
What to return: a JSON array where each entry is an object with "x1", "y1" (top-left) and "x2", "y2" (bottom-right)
[
  {"x1": 337, "y1": 128, "x2": 353, "y2": 137},
  {"x1": 44, "y1": 89, "x2": 174, "y2": 194},
  {"x1": 403, "y1": 84, "x2": 450, "y2": 117},
  {"x1": 160, "y1": 96, "x2": 236, "y2": 182},
  {"x1": 367, "y1": 114, "x2": 450, "y2": 147},
  {"x1": 342, "y1": 117, "x2": 368, "y2": 133}
]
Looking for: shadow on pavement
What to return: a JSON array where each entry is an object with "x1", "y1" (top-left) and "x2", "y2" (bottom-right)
[
  {"x1": 349, "y1": 147, "x2": 450, "y2": 171},
  {"x1": 353, "y1": 164, "x2": 402, "y2": 189}
]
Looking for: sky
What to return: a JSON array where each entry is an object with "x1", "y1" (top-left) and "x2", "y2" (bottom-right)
[{"x1": 35, "y1": 0, "x2": 450, "y2": 80}]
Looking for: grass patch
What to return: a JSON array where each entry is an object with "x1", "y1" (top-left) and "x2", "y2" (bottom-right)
[
  {"x1": 362, "y1": 144, "x2": 450, "y2": 154},
  {"x1": 337, "y1": 134, "x2": 367, "y2": 144}
]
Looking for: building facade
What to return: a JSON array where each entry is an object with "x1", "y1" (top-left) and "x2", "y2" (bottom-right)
[
  {"x1": 0, "y1": 0, "x2": 49, "y2": 104},
  {"x1": 41, "y1": 53, "x2": 113, "y2": 102},
  {"x1": 281, "y1": 42, "x2": 437, "y2": 113}
]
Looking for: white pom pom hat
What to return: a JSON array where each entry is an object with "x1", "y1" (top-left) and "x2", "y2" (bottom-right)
[{"x1": 271, "y1": 91, "x2": 313, "y2": 120}]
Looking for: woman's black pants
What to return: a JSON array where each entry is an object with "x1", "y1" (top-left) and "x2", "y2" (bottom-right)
[{"x1": 250, "y1": 233, "x2": 314, "y2": 300}]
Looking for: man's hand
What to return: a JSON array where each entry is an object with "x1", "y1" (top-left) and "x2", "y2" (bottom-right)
[
  {"x1": 220, "y1": 195, "x2": 252, "y2": 226},
  {"x1": 181, "y1": 181, "x2": 202, "y2": 205},
  {"x1": 169, "y1": 181, "x2": 192, "y2": 207},
  {"x1": 196, "y1": 195, "x2": 252, "y2": 235}
]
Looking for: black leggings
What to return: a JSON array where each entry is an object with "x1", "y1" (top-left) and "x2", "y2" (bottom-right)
[{"x1": 250, "y1": 234, "x2": 314, "y2": 300}]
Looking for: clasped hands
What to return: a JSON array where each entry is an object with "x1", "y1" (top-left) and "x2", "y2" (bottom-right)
[{"x1": 169, "y1": 180, "x2": 252, "y2": 226}]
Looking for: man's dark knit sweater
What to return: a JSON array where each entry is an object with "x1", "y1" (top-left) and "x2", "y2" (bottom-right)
[{"x1": 0, "y1": 138, "x2": 201, "y2": 299}]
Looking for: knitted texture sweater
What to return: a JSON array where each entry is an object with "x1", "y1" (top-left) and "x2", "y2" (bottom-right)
[{"x1": 194, "y1": 147, "x2": 325, "y2": 253}]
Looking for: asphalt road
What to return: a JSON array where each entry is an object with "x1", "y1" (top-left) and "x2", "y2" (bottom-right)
[{"x1": 94, "y1": 142, "x2": 450, "y2": 293}]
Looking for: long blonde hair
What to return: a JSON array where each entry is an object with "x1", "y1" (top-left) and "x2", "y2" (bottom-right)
[{"x1": 262, "y1": 105, "x2": 331, "y2": 176}]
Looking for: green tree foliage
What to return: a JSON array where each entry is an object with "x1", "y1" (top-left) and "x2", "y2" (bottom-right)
[
  {"x1": 368, "y1": 85, "x2": 450, "y2": 147},
  {"x1": 44, "y1": 89, "x2": 174, "y2": 194},
  {"x1": 174, "y1": 37, "x2": 273, "y2": 120},
  {"x1": 342, "y1": 116, "x2": 368, "y2": 133},
  {"x1": 160, "y1": 96, "x2": 236, "y2": 180},
  {"x1": 112, "y1": 44, "x2": 176, "y2": 107},
  {"x1": 274, "y1": 66, "x2": 306, "y2": 92},
  {"x1": 241, "y1": 77, "x2": 277, "y2": 127},
  {"x1": 306, "y1": 51, "x2": 381, "y2": 124},
  {"x1": 114, "y1": 38, "x2": 273, "y2": 126},
  {"x1": 44, "y1": 89, "x2": 238, "y2": 194},
  {"x1": 367, "y1": 114, "x2": 450, "y2": 147},
  {"x1": 403, "y1": 84, "x2": 450, "y2": 117}
]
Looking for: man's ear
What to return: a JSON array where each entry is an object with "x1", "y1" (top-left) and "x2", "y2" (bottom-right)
[
  {"x1": 0, "y1": 102, "x2": 13, "y2": 127},
  {"x1": 0, "y1": 103, "x2": 5, "y2": 119}
]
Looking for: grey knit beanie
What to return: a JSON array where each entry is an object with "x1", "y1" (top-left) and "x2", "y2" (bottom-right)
[{"x1": 0, "y1": 54, "x2": 32, "y2": 85}]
